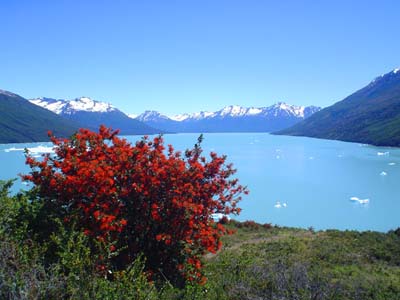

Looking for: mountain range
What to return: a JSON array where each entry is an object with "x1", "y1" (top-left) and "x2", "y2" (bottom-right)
[
  {"x1": 28, "y1": 97, "x2": 320, "y2": 135},
  {"x1": 2, "y1": 66, "x2": 399, "y2": 145},
  {"x1": 0, "y1": 90, "x2": 78, "y2": 143},
  {"x1": 134, "y1": 103, "x2": 321, "y2": 133},
  {"x1": 275, "y1": 68, "x2": 400, "y2": 147}
]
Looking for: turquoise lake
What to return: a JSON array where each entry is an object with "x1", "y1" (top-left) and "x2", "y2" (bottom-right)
[{"x1": 1, "y1": 133, "x2": 399, "y2": 232}]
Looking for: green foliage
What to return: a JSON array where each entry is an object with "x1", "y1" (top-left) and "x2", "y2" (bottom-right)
[
  {"x1": 1, "y1": 180, "x2": 400, "y2": 299},
  {"x1": 205, "y1": 224, "x2": 400, "y2": 300}
]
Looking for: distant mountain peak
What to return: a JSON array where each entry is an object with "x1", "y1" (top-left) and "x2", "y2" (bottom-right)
[
  {"x1": 67, "y1": 97, "x2": 116, "y2": 113},
  {"x1": 30, "y1": 96, "x2": 116, "y2": 115},
  {"x1": 136, "y1": 110, "x2": 170, "y2": 122},
  {"x1": 218, "y1": 105, "x2": 248, "y2": 117},
  {"x1": 272, "y1": 101, "x2": 291, "y2": 109}
]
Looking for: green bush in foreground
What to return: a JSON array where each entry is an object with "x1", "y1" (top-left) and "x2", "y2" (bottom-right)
[{"x1": 1, "y1": 181, "x2": 400, "y2": 299}]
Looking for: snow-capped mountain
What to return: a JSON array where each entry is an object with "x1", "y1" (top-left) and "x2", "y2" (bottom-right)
[
  {"x1": 264, "y1": 102, "x2": 320, "y2": 118},
  {"x1": 30, "y1": 97, "x2": 116, "y2": 115},
  {"x1": 136, "y1": 110, "x2": 171, "y2": 122},
  {"x1": 133, "y1": 102, "x2": 321, "y2": 133},
  {"x1": 168, "y1": 103, "x2": 319, "y2": 122},
  {"x1": 29, "y1": 97, "x2": 160, "y2": 135}
]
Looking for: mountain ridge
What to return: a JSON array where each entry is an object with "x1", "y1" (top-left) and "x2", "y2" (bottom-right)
[
  {"x1": 0, "y1": 90, "x2": 79, "y2": 143},
  {"x1": 274, "y1": 68, "x2": 400, "y2": 147}
]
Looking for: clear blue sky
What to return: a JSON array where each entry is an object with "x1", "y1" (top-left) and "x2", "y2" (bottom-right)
[{"x1": 1, "y1": 0, "x2": 399, "y2": 116}]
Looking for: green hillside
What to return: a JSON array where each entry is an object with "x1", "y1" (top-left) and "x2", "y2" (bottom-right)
[
  {"x1": 275, "y1": 69, "x2": 400, "y2": 147},
  {"x1": 0, "y1": 90, "x2": 79, "y2": 143}
]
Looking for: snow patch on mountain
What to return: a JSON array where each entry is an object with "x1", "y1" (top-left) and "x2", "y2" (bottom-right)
[
  {"x1": 247, "y1": 108, "x2": 263, "y2": 115},
  {"x1": 30, "y1": 98, "x2": 66, "y2": 114},
  {"x1": 170, "y1": 113, "x2": 191, "y2": 121},
  {"x1": 219, "y1": 105, "x2": 248, "y2": 117},
  {"x1": 170, "y1": 111, "x2": 215, "y2": 121},
  {"x1": 128, "y1": 113, "x2": 138, "y2": 119},
  {"x1": 67, "y1": 97, "x2": 115, "y2": 113}
]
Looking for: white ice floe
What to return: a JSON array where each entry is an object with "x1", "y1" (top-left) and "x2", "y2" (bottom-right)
[
  {"x1": 4, "y1": 145, "x2": 54, "y2": 154},
  {"x1": 380, "y1": 171, "x2": 387, "y2": 176},
  {"x1": 274, "y1": 201, "x2": 287, "y2": 208},
  {"x1": 28, "y1": 145, "x2": 55, "y2": 154},
  {"x1": 358, "y1": 199, "x2": 369, "y2": 204},
  {"x1": 350, "y1": 197, "x2": 370, "y2": 204},
  {"x1": 276, "y1": 155, "x2": 280, "y2": 159},
  {"x1": 4, "y1": 147, "x2": 25, "y2": 152},
  {"x1": 377, "y1": 152, "x2": 389, "y2": 156},
  {"x1": 388, "y1": 162, "x2": 396, "y2": 166}
]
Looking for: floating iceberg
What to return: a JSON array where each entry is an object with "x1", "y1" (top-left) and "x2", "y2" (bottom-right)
[
  {"x1": 349, "y1": 196, "x2": 369, "y2": 204},
  {"x1": 377, "y1": 152, "x2": 389, "y2": 156},
  {"x1": 388, "y1": 162, "x2": 396, "y2": 166},
  {"x1": 380, "y1": 171, "x2": 387, "y2": 176},
  {"x1": 358, "y1": 199, "x2": 369, "y2": 204},
  {"x1": 274, "y1": 201, "x2": 287, "y2": 208}
]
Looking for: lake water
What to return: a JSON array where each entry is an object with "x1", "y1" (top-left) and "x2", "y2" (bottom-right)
[{"x1": 1, "y1": 133, "x2": 399, "y2": 232}]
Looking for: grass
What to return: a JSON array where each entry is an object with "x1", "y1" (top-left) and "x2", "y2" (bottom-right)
[{"x1": 203, "y1": 221, "x2": 400, "y2": 300}]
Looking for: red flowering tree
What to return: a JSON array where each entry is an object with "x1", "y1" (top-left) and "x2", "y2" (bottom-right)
[{"x1": 22, "y1": 126, "x2": 248, "y2": 285}]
